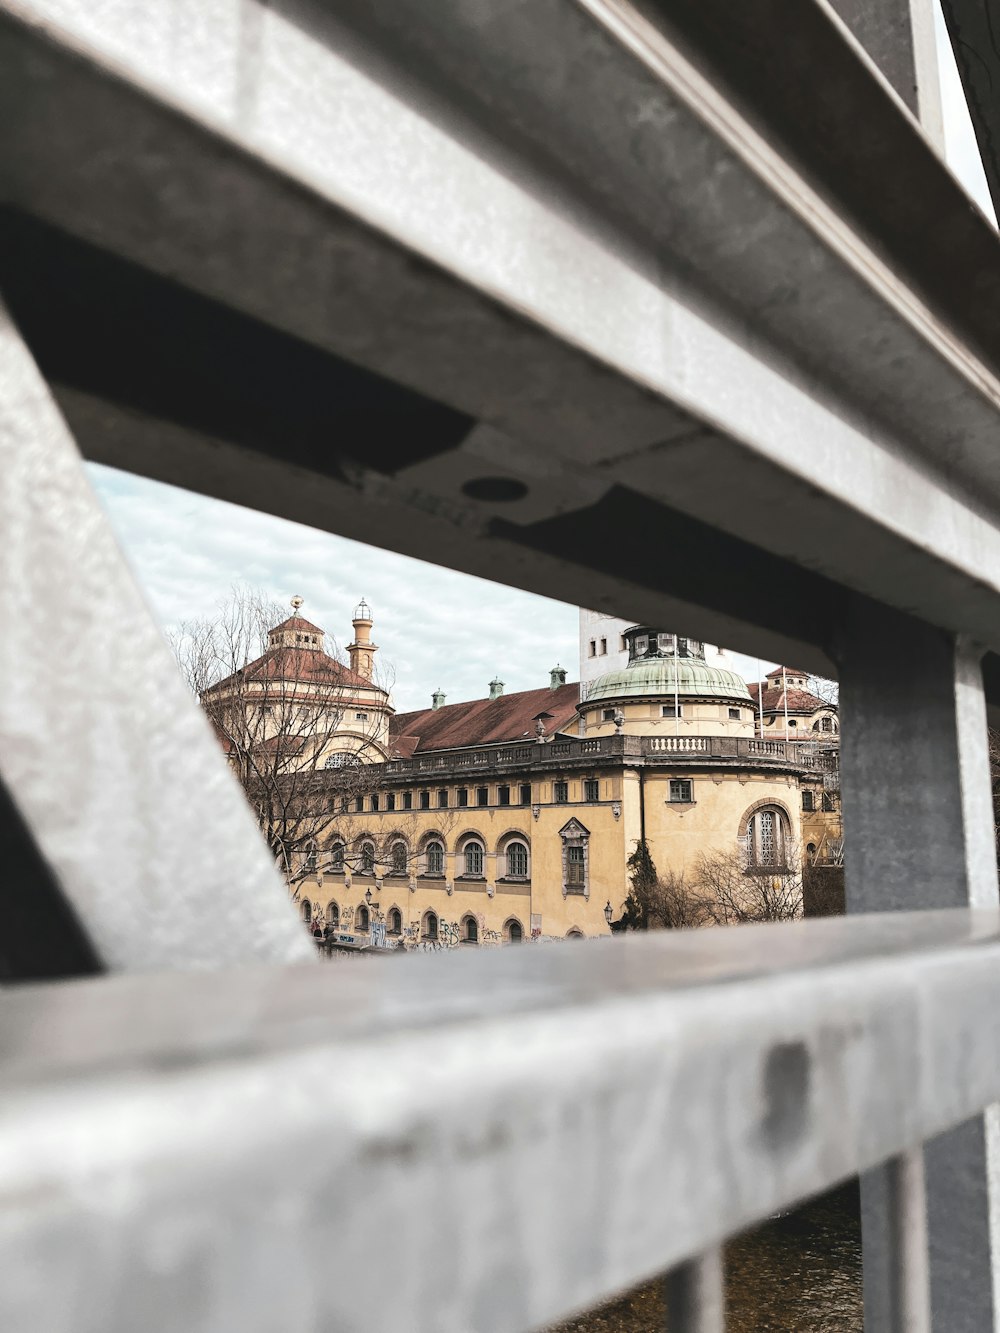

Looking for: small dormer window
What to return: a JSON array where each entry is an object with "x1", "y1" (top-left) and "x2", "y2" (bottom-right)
[{"x1": 635, "y1": 635, "x2": 648, "y2": 655}]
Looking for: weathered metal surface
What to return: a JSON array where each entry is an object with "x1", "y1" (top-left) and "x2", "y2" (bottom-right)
[
  {"x1": 840, "y1": 606, "x2": 1000, "y2": 1330},
  {"x1": 3, "y1": 911, "x2": 1000, "y2": 1331},
  {"x1": 0, "y1": 303, "x2": 313, "y2": 971},
  {"x1": 3, "y1": 1, "x2": 1000, "y2": 678},
  {"x1": 662, "y1": 1248, "x2": 725, "y2": 1333},
  {"x1": 886, "y1": 1149, "x2": 931, "y2": 1333}
]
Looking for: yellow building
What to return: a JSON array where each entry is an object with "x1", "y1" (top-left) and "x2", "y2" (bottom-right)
[
  {"x1": 748, "y1": 665, "x2": 842, "y2": 866},
  {"x1": 259, "y1": 614, "x2": 827, "y2": 950}
]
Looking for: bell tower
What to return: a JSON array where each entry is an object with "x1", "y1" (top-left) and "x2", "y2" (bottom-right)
[{"x1": 348, "y1": 599, "x2": 377, "y2": 679}]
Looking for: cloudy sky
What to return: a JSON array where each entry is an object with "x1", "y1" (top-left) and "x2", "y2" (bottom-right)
[{"x1": 86, "y1": 4, "x2": 993, "y2": 713}]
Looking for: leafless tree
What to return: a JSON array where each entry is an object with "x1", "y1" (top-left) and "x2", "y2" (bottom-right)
[
  {"x1": 169, "y1": 585, "x2": 396, "y2": 888},
  {"x1": 808, "y1": 674, "x2": 840, "y2": 708},
  {"x1": 692, "y1": 846, "x2": 803, "y2": 925},
  {"x1": 647, "y1": 866, "x2": 715, "y2": 929},
  {"x1": 618, "y1": 841, "x2": 713, "y2": 930}
]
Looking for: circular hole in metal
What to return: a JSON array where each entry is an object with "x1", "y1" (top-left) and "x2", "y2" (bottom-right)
[{"x1": 461, "y1": 476, "x2": 529, "y2": 503}]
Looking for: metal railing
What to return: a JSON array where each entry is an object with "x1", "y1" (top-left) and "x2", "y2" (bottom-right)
[{"x1": 1, "y1": 0, "x2": 999, "y2": 1330}]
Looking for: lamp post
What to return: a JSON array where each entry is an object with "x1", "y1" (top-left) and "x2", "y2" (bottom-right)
[{"x1": 604, "y1": 900, "x2": 613, "y2": 926}]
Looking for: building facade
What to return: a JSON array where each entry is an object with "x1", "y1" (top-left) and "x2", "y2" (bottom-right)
[{"x1": 237, "y1": 610, "x2": 832, "y2": 951}]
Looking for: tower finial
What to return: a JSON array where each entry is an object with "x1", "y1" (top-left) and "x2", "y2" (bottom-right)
[{"x1": 290, "y1": 595, "x2": 304, "y2": 613}]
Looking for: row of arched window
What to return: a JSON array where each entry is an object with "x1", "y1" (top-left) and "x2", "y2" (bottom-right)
[
  {"x1": 300, "y1": 898, "x2": 526, "y2": 944},
  {"x1": 306, "y1": 833, "x2": 530, "y2": 881}
]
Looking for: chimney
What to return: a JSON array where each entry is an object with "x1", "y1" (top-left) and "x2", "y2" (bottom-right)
[
  {"x1": 549, "y1": 664, "x2": 567, "y2": 689},
  {"x1": 432, "y1": 688, "x2": 446, "y2": 710},
  {"x1": 489, "y1": 677, "x2": 504, "y2": 701}
]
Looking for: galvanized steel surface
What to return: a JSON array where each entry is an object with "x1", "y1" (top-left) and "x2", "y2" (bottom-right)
[
  {"x1": 3, "y1": 912, "x2": 1000, "y2": 1331},
  {"x1": 0, "y1": 304, "x2": 312, "y2": 972}
]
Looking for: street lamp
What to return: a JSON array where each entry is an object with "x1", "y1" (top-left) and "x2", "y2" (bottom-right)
[
  {"x1": 365, "y1": 887, "x2": 373, "y2": 907},
  {"x1": 604, "y1": 900, "x2": 613, "y2": 925}
]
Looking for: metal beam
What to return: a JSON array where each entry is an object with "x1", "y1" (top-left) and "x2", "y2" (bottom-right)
[
  {"x1": 2, "y1": 1, "x2": 1000, "y2": 675},
  {"x1": 0, "y1": 301, "x2": 313, "y2": 972},
  {"x1": 839, "y1": 601, "x2": 1000, "y2": 1330},
  {"x1": 3, "y1": 911, "x2": 1000, "y2": 1332}
]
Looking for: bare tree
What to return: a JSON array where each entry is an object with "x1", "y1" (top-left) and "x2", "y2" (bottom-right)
[
  {"x1": 618, "y1": 841, "x2": 713, "y2": 930},
  {"x1": 692, "y1": 846, "x2": 803, "y2": 924},
  {"x1": 169, "y1": 585, "x2": 396, "y2": 888},
  {"x1": 808, "y1": 674, "x2": 840, "y2": 708}
]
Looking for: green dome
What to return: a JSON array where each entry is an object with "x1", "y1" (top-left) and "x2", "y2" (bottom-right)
[{"x1": 585, "y1": 658, "x2": 752, "y2": 705}]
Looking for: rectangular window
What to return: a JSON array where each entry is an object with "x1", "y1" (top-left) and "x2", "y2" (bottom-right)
[
  {"x1": 619, "y1": 635, "x2": 627, "y2": 652},
  {"x1": 354, "y1": 795, "x2": 363, "y2": 812},
  {"x1": 370, "y1": 793, "x2": 379, "y2": 812},
  {"x1": 520, "y1": 783, "x2": 532, "y2": 806},
  {"x1": 554, "y1": 781, "x2": 569, "y2": 804},
  {"x1": 476, "y1": 786, "x2": 489, "y2": 807},
  {"x1": 602, "y1": 708, "x2": 616, "y2": 722},
  {"x1": 802, "y1": 790, "x2": 815, "y2": 812},
  {"x1": 600, "y1": 638, "x2": 607, "y2": 655},
  {"x1": 566, "y1": 845, "x2": 585, "y2": 886},
  {"x1": 420, "y1": 790, "x2": 430, "y2": 809},
  {"x1": 386, "y1": 792, "x2": 396, "y2": 812},
  {"x1": 403, "y1": 791, "x2": 413, "y2": 810},
  {"x1": 438, "y1": 789, "x2": 448, "y2": 808},
  {"x1": 668, "y1": 779, "x2": 693, "y2": 802},
  {"x1": 498, "y1": 784, "x2": 510, "y2": 806},
  {"x1": 458, "y1": 787, "x2": 468, "y2": 807},
  {"x1": 355, "y1": 712, "x2": 369, "y2": 721},
  {"x1": 822, "y1": 792, "x2": 836, "y2": 812},
  {"x1": 662, "y1": 702, "x2": 684, "y2": 718},
  {"x1": 728, "y1": 707, "x2": 741, "y2": 720},
  {"x1": 584, "y1": 778, "x2": 599, "y2": 802},
  {"x1": 588, "y1": 639, "x2": 596, "y2": 657}
]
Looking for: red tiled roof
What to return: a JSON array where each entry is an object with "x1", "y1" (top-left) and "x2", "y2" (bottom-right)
[
  {"x1": 748, "y1": 681, "x2": 827, "y2": 713},
  {"x1": 271, "y1": 615, "x2": 325, "y2": 635},
  {"x1": 204, "y1": 646, "x2": 375, "y2": 696},
  {"x1": 765, "y1": 665, "x2": 811, "y2": 680},
  {"x1": 391, "y1": 682, "x2": 580, "y2": 754}
]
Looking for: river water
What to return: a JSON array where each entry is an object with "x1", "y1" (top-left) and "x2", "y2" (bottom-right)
[{"x1": 552, "y1": 1184, "x2": 862, "y2": 1332}]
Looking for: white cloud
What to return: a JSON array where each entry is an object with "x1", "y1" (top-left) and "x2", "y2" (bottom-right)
[
  {"x1": 934, "y1": 0, "x2": 996, "y2": 223},
  {"x1": 87, "y1": 463, "x2": 581, "y2": 713}
]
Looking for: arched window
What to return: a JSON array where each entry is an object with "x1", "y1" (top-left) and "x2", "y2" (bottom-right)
[
  {"x1": 505, "y1": 918, "x2": 523, "y2": 943},
  {"x1": 464, "y1": 840, "x2": 485, "y2": 877},
  {"x1": 301, "y1": 898, "x2": 312, "y2": 923},
  {"x1": 425, "y1": 840, "x2": 444, "y2": 876},
  {"x1": 387, "y1": 907, "x2": 402, "y2": 935},
  {"x1": 329, "y1": 842, "x2": 345, "y2": 872},
  {"x1": 747, "y1": 806, "x2": 787, "y2": 868},
  {"x1": 423, "y1": 910, "x2": 439, "y2": 941},
  {"x1": 390, "y1": 841, "x2": 408, "y2": 875},
  {"x1": 566, "y1": 929, "x2": 584, "y2": 939},
  {"x1": 506, "y1": 841, "x2": 529, "y2": 878},
  {"x1": 327, "y1": 901, "x2": 339, "y2": 926},
  {"x1": 359, "y1": 841, "x2": 376, "y2": 875},
  {"x1": 357, "y1": 904, "x2": 370, "y2": 932},
  {"x1": 304, "y1": 842, "x2": 318, "y2": 873},
  {"x1": 462, "y1": 915, "x2": 478, "y2": 944}
]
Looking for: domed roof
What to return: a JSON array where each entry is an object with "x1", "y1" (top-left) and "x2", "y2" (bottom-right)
[{"x1": 585, "y1": 657, "x2": 752, "y2": 705}]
